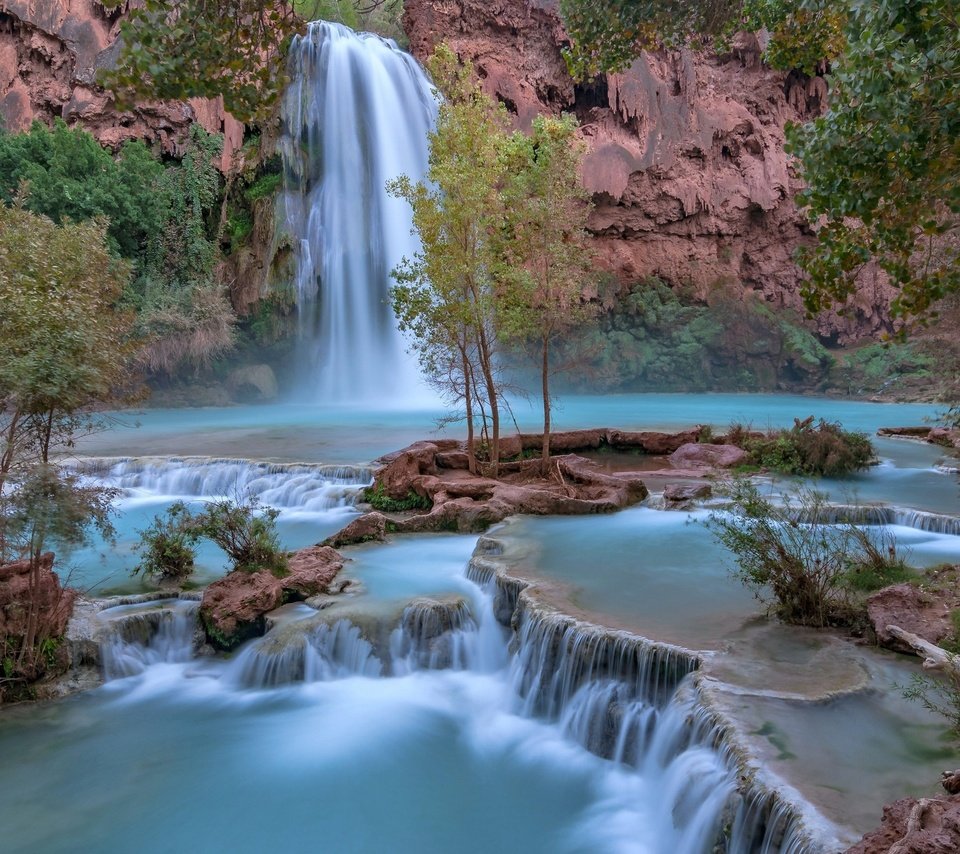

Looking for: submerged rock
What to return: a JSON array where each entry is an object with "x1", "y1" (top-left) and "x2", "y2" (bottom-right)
[
  {"x1": 663, "y1": 482, "x2": 713, "y2": 506},
  {"x1": 200, "y1": 545, "x2": 344, "y2": 651}
]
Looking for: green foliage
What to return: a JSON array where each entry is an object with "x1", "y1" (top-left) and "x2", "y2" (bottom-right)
[
  {"x1": 558, "y1": 0, "x2": 846, "y2": 79},
  {"x1": 388, "y1": 45, "x2": 512, "y2": 471},
  {"x1": 295, "y1": 0, "x2": 406, "y2": 42},
  {"x1": 190, "y1": 498, "x2": 288, "y2": 576},
  {"x1": 133, "y1": 127, "x2": 235, "y2": 375},
  {"x1": 741, "y1": 0, "x2": 846, "y2": 74},
  {"x1": 363, "y1": 483, "x2": 432, "y2": 513},
  {"x1": 708, "y1": 480, "x2": 908, "y2": 627},
  {"x1": 902, "y1": 673, "x2": 960, "y2": 737},
  {"x1": 243, "y1": 172, "x2": 283, "y2": 203},
  {"x1": 0, "y1": 205, "x2": 138, "y2": 424},
  {"x1": 739, "y1": 417, "x2": 874, "y2": 477},
  {"x1": 831, "y1": 342, "x2": 933, "y2": 396},
  {"x1": 792, "y1": 0, "x2": 960, "y2": 320},
  {"x1": 0, "y1": 120, "x2": 164, "y2": 258},
  {"x1": 99, "y1": 0, "x2": 301, "y2": 125},
  {"x1": 132, "y1": 502, "x2": 199, "y2": 583},
  {"x1": 559, "y1": 279, "x2": 833, "y2": 392}
]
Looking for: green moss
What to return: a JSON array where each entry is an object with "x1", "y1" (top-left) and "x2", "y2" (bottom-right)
[
  {"x1": 243, "y1": 172, "x2": 282, "y2": 203},
  {"x1": 363, "y1": 483, "x2": 432, "y2": 513}
]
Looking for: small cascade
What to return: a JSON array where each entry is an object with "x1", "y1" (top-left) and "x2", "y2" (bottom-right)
[
  {"x1": 511, "y1": 602, "x2": 700, "y2": 720},
  {"x1": 389, "y1": 597, "x2": 478, "y2": 673},
  {"x1": 99, "y1": 600, "x2": 199, "y2": 679},
  {"x1": 227, "y1": 619, "x2": 382, "y2": 688},
  {"x1": 73, "y1": 456, "x2": 373, "y2": 509},
  {"x1": 281, "y1": 21, "x2": 437, "y2": 403},
  {"x1": 795, "y1": 503, "x2": 960, "y2": 536}
]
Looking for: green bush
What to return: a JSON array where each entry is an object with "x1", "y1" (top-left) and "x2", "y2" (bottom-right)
[
  {"x1": 133, "y1": 502, "x2": 199, "y2": 583},
  {"x1": 707, "y1": 480, "x2": 913, "y2": 627},
  {"x1": 739, "y1": 417, "x2": 874, "y2": 477},
  {"x1": 191, "y1": 498, "x2": 288, "y2": 576}
]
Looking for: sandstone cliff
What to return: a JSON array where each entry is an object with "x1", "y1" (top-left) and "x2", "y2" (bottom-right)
[
  {"x1": 0, "y1": 0, "x2": 243, "y2": 170},
  {"x1": 404, "y1": 0, "x2": 890, "y2": 345}
]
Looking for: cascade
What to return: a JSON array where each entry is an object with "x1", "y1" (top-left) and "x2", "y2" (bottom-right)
[
  {"x1": 281, "y1": 21, "x2": 437, "y2": 404},
  {"x1": 99, "y1": 600, "x2": 199, "y2": 679},
  {"x1": 74, "y1": 456, "x2": 372, "y2": 510}
]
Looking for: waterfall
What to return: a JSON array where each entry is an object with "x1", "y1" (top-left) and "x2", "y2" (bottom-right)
[
  {"x1": 99, "y1": 600, "x2": 199, "y2": 679},
  {"x1": 73, "y1": 456, "x2": 372, "y2": 510},
  {"x1": 281, "y1": 21, "x2": 437, "y2": 404}
]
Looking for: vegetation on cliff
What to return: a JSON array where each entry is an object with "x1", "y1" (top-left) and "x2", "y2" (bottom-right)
[{"x1": 560, "y1": 0, "x2": 959, "y2": 326}]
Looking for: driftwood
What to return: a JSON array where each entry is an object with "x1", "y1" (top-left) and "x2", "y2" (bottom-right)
[{"x1": 887, "y1": 624, "x2": 960, "y2": 682}]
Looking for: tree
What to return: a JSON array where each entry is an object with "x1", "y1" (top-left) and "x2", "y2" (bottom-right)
[
  {"x1": 498, "y1": 115, "x2": 595, "y2": 470},
  {"x1": 0, "y1": 120, "x2": 165, "y2": 259},
  {"x1": 791, "y1": 0, "x2": 960, "y2": 320},
  {"x1": 0, "y1": 205, "x2": 137, "y2": 679},
  {"x1": 388, "y1": 45, "x2": 512, "y2": 475}
]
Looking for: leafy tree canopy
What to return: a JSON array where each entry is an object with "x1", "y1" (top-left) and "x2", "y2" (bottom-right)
[
  {"x1": 791, "y1": 0, "x2": 960, "y2": 319},
  {"x1": 0, "y1": 120, "x2": 164, "y2": 258}
]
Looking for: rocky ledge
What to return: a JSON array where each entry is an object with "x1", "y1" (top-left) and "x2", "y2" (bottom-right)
[{"x1": 199, "y1": 545, "x2": 346, "y2": 651}]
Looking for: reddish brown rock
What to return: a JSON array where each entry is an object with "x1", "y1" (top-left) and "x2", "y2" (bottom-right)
[
  {"x1": 0, "y1": 552, "x2": 76, "y2": 692},
  {"x1": 670, "y1": 443, "x2": 748, "y2": 469},
  {"x1": 322, "y1": 512, "x2": 389, "y2": 548},
  {"x1": 664, "y1": 482, "x2": 713, "y2": 504},
  {"x1": 928, "y1": 428, "x2": 960, "y2": 450},
  {"x1": 847, "y1": 796, "x2": 960, "y2": 854},
  {"x1": 607, "y1": 429, "x2": 701, "y2": 454},
  {"x1": 867, "y1": 581, "x2": 960, "y2": 654},
  {"x1": 404, "y1": 0, "x2": 897, "y2": 344},
  {"x1": 0, "y1": 2, "x2": 244, "y2": 170},
  {"x1": 200, "y1": 545, "x2": 344, "y2": 650},
  {"x1": 366, "y1": 438, "x2": 650, "y2": 534}
]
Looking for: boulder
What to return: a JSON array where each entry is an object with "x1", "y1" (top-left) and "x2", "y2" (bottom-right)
[
  {"x1": 200, "y1": 545, "x2": 344, "y2": 650},
  {"x1": 226, "y1": 364, "x2": 278, "y2": 403},
  {"x1": 322, "y1": 513, "x2": 389, "y2": 548},
  {"x1": 375, "y1": 441, "x2": 445, "y2": 500},
  {"x1": 847, "y1": 796, "x2": 960, "y2": 854},
  {"x1": 664, "y1": 482, "x2": 713, "y2": 504},
  {"x1": 0, "y1": 553, "x2": 77, "y2": 695},
  {"x1": 670, "y1": 443, "x2": 748, "y2": 469},
  {"x1": 866, "y1": 581, "x2": 960, "y2": 653}
]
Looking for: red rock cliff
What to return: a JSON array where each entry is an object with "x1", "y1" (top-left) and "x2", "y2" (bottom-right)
[
  {"x1": 0, "y1": 0, "x2": 243, "y2": 170},
  {"x1": 404, "y1": 0, "x2": 891, "y2": 344}
]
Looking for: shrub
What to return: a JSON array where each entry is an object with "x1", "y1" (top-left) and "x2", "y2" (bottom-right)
[
  {"x1": 739, "y1": 417, "x2": 874, "y2": 477},
  {"x1": 133, "y1": 502, "x2": 198, "y2": 583},
  {"x1": 707, "y1": 480, "x2": 913, "y2": 627},
  {"x1": 192, "y1": 498, "x2": 288, "y2": 576}
]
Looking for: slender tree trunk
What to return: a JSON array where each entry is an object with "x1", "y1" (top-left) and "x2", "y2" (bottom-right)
[
  {"x1": 541, "y1": 333, "x2": 551, "y2": 473},
  {"x1": 0, "y1": 407, "x2": 23, "y2": 498},
  {"x1": 476, "y1": 324, "x2": 499, "y2": 477},
  {"x1": 460, "y1": 346, "x2": 477, "y2": 475},
  {"x1": 41, "y1": 408, "x2": 54, "y2": 464}
]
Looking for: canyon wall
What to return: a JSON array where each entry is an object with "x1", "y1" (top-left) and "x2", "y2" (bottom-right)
[
  {"x1": 1, "y1": 0, "x2": 892, "y2": 346},
  {"x1": 0, "y1": 0, "x2": 243, "y2": 170},
  {"x1": 404, "y1": 0, "x2": 890, "y2": 345}
]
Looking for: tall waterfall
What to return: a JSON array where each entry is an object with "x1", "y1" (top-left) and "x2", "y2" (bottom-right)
[{"x1": 281, "y1": 21, "x2": 437, "y2": 404}]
